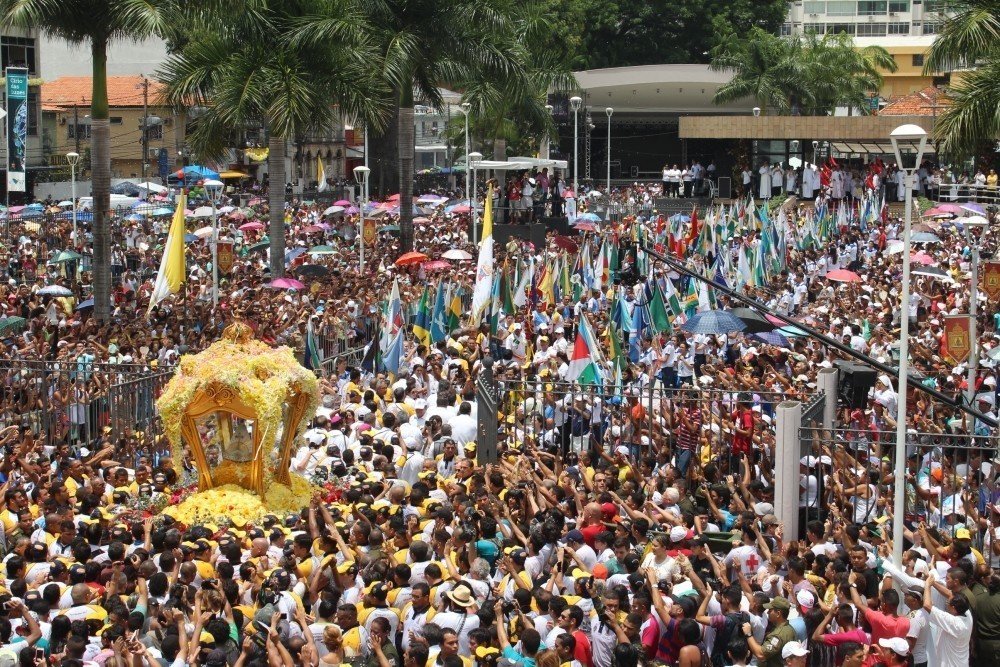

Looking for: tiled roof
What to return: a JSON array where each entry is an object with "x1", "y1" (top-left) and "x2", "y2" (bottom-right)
[
  {"x1": 879, "y1": 86, "x2": 949, "y2": 116},
  {"x1": 41, "y1": 75, "x2": 166, "y2": 109}
]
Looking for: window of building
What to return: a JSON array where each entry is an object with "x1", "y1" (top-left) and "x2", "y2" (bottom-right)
[
  {"x1": 889, "y1": 1, "x2": 910, "y2": 12},
  {"x1": 921, "y1": 21, "x2": 940, "y2": 34},
  {"x1": 68, "y1": 123, "x2": 91, "y2": 140},
  {"x1": 858, "y1": 1, "x2": 888, "y2": 16},
  {"x1": 826, "y1": 1, "x2": 857, "y2": 16},
  {"x1": 146, "y1": 124, "x2": 163, "y2": 141},
  {"x1": 780, "y1": 22, "x2": 793, "y2": 36},
  {"x1": 110, "y1": 117, "x2": 123, "y2": 126},
  {"x1": 26, "y1": 90, "x2": 37, "y2": 137},
  {"x1": 912, "y1": 54, "x2": 925, "y2": 66},
  {"x1": 888, "y1": 22, "x2": 911, "y2": 34},
  {"x1": 924, "y1": 0, "x2": 944, "y2": 12},
  {"x1": 857, "y1": 23, "x2": 888, "y2": 36},
  {"x1": 0, "y1": 36, "x2": 36, "y2": 75},
  {"x1": 803, "y1": 1, "x2": 826, "y2": 14},
  {"x1": 826, "y1": 23, "x2": 857, "y2": 34}
]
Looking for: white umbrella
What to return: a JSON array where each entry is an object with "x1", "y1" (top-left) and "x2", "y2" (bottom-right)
[
  {"x1": 193, "y1": 226, "x2": 214, "y2": 238},
  {"x1": 38, "y1": 285, "x2": 73, "y2": 296},
  {"x1": 442, "y1": 249, "x2": 473, "y2": 261},
  {"x1": 323, "y1": 205, "x2": 345, "y2": 216},
  {"x1": 190, "y1": 206, "x2": 214, "y2": 218},
  {"x1": 203, "y1": 179, "x2": 224, "y2": 188},
  {"x1": 887, "y1": 240, "x2": 905, "y2": 255},
  {"x1": 136, "y1": 181, "x2": 168, "y2": 194},
  {"x1": 963, "y1": 215, "x2": 988, "y2": 227},
  {"x1": 57, "y1": 200, "x2": 74, "y2": 207},
  {"x1": 217, "y1": 205, "x2": 235, "y2": 214}
]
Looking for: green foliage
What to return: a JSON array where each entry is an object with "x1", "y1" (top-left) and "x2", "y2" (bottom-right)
[
  {"x1": 546, "y1": 0, "x2": 787, "y2": 70},
  {"x1": 709, "y1": 28, "x2": 895, "y2": 115},
  {"x1": 925, "y1": 1, "x2": 1000, "y2": 160}
]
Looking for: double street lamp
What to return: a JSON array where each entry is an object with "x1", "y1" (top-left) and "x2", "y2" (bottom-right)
[
  {"x1": 66, "y1": 152, "x2": 80, "y2": 248},
  {"x1": 353, "y1": 165, "x2": 370, "y2": 274},
  {"x1": 570, "y1": 96, "x2": 582, "y2": 195},
  {"x1": 605, "y1": 107, "x2": 613, "y2": 193}
]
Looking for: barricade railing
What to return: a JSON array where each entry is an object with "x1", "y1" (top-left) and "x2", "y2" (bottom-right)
[
  {"x1": 796, "y1": 424, "x2": 999, "y2": 567},
  {"x1": 495, "y1": 377, "x2": 794, "y2": 470},
  {"x1": 0, "y1": 360, "x2": 173, "y2": 463}
]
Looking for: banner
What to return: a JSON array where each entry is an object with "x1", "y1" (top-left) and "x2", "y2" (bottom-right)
[
  {"x1": 5, "y1": 67, "x2": 28, "y2": 192},
  {"x1": 942, "y1": 315, "x2": 972, "y2": 366},
  {"x1": 217, "y1": 240, "x2": 234, "y2": 275},
  {"x1": 982, "y1": 261, "x2": 1000, "y2": 302},
  {"x1": 362, "y1": 217, "x2": 377, "y2": 247}
]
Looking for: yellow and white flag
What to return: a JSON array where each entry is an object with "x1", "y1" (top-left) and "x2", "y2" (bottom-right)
[
  {"x1": 317, "y1": 156, "x2": 328, "y2": 192},
  {"x1": 470, "y1": 185, "x2": 493, "y2": 322},
  {"x1": 147, "y1": 193, "x2": 187, "y2": 314}
]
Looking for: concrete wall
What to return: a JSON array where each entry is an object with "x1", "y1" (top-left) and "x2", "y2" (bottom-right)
[
  {"x1": 679, "y1": 114, "x2": 935, "y2": 140},
  {"x1": 40, "y1": 36, "x2": 169, "y2": 79}
]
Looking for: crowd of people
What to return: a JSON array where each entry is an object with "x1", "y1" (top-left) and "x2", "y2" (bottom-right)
[{"x1": 0, "y1": 168, "x2": 996, "y2": 667}]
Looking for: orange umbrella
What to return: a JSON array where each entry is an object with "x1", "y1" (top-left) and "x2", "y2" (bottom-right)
[{"x1": 395, "y1": 251, "x2": 429, "y2": 266}]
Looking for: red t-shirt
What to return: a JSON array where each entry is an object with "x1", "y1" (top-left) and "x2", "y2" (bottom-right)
[
  {"x1": 732, "y1": 409, "x2": 754, "y2": 454},
  {"x1": 862, "y1": 607, "x2": 910, "y2": 646},
  {"x1": 572, "y1": 629, "x2": 593, "y2": 667},
  {"x1": 581, "y1": 523, "x2": 603, "y2": 548}
]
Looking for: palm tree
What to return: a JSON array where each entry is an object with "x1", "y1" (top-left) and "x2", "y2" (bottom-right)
[
  {"x1": 295, "y1": 0, "x2": 532, "y2": 253},
  {"x1": 0, "y1": 0, "x2": 176, "y2": 322},
  {"x1": 160, "y1": 0, "x2": 388, "y2": 278},
  {"x1": 925, "y1": 1, "x2": 1000, "y2": 158},
  {"x1": 801, "y1": 32, "x2": 896, "y2": 115},
  {"x1": 709, "y1": 28, "x2": 806, "y2": 115}
]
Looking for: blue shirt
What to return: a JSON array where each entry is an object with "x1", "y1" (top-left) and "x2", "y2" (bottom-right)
[{"x1": 502, "y1": 645, "x2": 537, "y2": 667}]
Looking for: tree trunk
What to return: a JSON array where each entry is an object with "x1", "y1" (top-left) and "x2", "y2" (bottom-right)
[
  {"x1": 398, "y1": 100, "x2": 415, "y2": 254},
  {"x1": 91, "y1": 40, "x2": 111, "y2": 323},
  {"x1": 368, "y1": 96, "x2": 400, "y2": 199},
  {"x1": 268, "y1": 134, "x2": 286, "y2": 278},
  {"x1": 493, "y1": 138, "x2": 507, "y2": 162}
]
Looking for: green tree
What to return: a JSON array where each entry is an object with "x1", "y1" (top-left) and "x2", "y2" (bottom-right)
[
  {"x1": 0, "y1": 0, "x2": 176, "y2": 322},
  {"x1": 159, "y1": 0, "x2": 388, "y2": 278},
  {"x1": 709, "y1": 28, "x2": 806, "y2": 114},
  {"x1": 296, "y1": 0, "x2": 534, "y2": 253},
  {"x1": 925, "y1": 0, "x2": 1000, "y2": 159}
]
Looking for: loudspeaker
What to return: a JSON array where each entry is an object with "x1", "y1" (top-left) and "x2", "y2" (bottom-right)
[
  {"x1": 717, "y1": 177, "x2": 732, "y2": 199},
  {"x1": 834, "y1": 361, "x2": 877, "y2": 409}
]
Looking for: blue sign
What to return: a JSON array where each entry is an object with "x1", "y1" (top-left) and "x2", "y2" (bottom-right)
[
  {"x1": 158, "y1": 147, "x2": 169, "y2": 180},
  {"x1": 5, "y1": 67, "x2": 28, "y2": 192}
]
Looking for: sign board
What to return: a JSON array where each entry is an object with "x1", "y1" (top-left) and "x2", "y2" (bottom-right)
[
  {"x1": 5, "y1": 68, "x2": 28, "y2": 192},
  {"x1": 362, "y1": 217, "x2": 377, "y2": 246},
  {"x1": 217, "y1": 240, "x2": 234, "y2": 275},
  {"x1": 942, "y1": 315, "x2": 972, "y2": 366},
  {"x1": 981, "y1": 261, "x2": 1000, "y2": 302}
]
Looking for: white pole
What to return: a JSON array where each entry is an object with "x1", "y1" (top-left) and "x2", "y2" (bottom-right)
[
  {"x1": 70, "y1": 163, "x2": 77, "y2": 248},
  {"x1": 573, "y1": 108, "x2": 579, "y2": 194},
  {"x1": 211, "y1": 195, "x2": 218, "y2": 307},
  {"x1": 966, "y1": 231, "x2": 979, "y2": 420},
  {"x1": 775, "y1": 401, "x2": 803, "y2": 544},
  {"x1": 360, "y1": 179, "x2": 366, "y2": 275},
  {"x1": 465, "y1": 111, "x2": 471, "y2": 242},
  {"x1": 892, "y1": 172, "x2": 914, "y2": 566},
  {"x1": 605, "y1": 108, "x2": 613, "y2": 193}
]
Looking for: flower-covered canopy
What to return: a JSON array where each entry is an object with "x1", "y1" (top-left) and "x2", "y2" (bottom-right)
[{"x1": 157, "y1": 320, "x2": 319, "y2": 495}]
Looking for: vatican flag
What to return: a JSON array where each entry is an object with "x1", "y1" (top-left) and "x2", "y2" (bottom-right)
[
  {"x1": 147, "y1": 193, "x2": 187, "y2": 315},
  {"x1": 470, "y1": 185, "x2": 493, "y2": 322},
  {"x1": 317, "y1": 156, "x2": 328, "y2": 192}
]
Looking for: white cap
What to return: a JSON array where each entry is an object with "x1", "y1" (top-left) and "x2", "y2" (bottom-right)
[
  {"x1": 413, "y1": 398, "x2": 427, "y2": 410},
  {"x1": 796, "y1": 590, "x2": 816, "y2": 609},
  {"x1": 669, "y1": 525, "x2": 689, "y2": 542},
  {"x1": 878, "y1": 637, "x2": 909, "y2": 657},
  {"x1": 800, "y1": 455, "x2": 817, "y2": 467},
  {"x1": 781, "y1": 642, "x2": 809, "y2": 659},
  {"x1": 753, "y1": 502, "x2": 774, "y2": 517}
]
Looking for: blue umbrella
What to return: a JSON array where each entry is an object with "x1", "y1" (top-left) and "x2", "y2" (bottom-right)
[
  {"x1": 181, "y1": 165, "x2": 220, "y2": 180},
  {"x1": 285, "y1": 247, "x2": 306, "y2": 263},
  {"x1": 777, "y1": 325, "x2": 808, "y2": 337},
  {"x1": 57, "y1": 211, "x2": 94, "y2": 222},
  {"x1": 151, "y1": 207, "x2": 174, "y2": 216},
  {"x1": 126, "y1": 213, "x2": 145, "y2": 222},
  {"x1": 23, "y1": 203, "x2": 43, "y2": 211},
  {"x1": 76, "y1": 298, "x2": 94, "y2": 311},
  {"x1": 681, "y1": 310, "x2": 747, "y2": 335},
  {"x1": 578, "y1": 212, "x2": 602, "y2": 223},
  {"x1": 910, "y1": 232, "x2": 940, "y2": 244},
  {"x1": 751, "y1": 331, "x2": 791, "y2": 347},
  {"x1": 669, "y1": 213, "x2": 691, "y2": 223},
  {"x1": 184, "y1": 233, "x2": 199, "y2": 243}
]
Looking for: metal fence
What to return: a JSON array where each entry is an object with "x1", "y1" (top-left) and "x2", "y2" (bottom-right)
[
  {"x1": 495, "y1": 378, "x2": 793, "y2": 467},
  {"x1": 0, "y1": 360, "x2": 173, "y2": 463},
  {"x1": 797, "y1": 424, "x2": 1000, "y2": 566}
]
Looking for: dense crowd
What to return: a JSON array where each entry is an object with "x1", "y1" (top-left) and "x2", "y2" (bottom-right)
[{"x1": 0, "y1": 170, "x2": 996, "y2": 667}]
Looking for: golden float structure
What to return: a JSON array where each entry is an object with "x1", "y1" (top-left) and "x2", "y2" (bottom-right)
[{"x1": 157, "y1": 320, "x2": 319, "y2": 496}]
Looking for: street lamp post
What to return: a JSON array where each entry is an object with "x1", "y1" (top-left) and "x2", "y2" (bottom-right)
[
  {"x1": 460, "y1": 101, "x2": 471, "y2": 225},
  {"x1": 354, "y1": 166, "x2": 370, "y2": 274},
  {"x1": 605, "y1": 107, "x2": 613, "y2": 193},
  {"x1": 964, "y1": 216, "x2": 988, "y2": 426},
  {"x1": 570, "y1": 96, "x2": 582, "y2": 194},
  {"x1": 889, "y1": 123, "x2": 928, "y2": 566},
  {"x1": 66, "y1": 152, "x2": 80, "y2": 249},
  {"x1": 204, "y1": 180, "x2": 223, "y2": 306},
  {"x1": 542, "y1": 104, "x2": 554, "y2": 159},
  {"x1": 468, "y1": 151, "x2": 482, "y2": 243},
  {"x1": 812, "y1": 140, "x2": 819, "y2": 168}
]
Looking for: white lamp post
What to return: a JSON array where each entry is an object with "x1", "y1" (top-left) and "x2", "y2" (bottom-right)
[
  {"x1": 353, "y1": 165, "x2": 370, "y2": 274},
  {"x1": 605, "y1": 107, "x2": 613, "y2": 193},
  {"x1": 459, "y1": 101, "x2": 472, "y2": 223},
  {"x1": 542, "y1": 104, "x2": 554, "y2": 159},
  {"x1": 66, "y1": 152, "x2": 80, "y2": 248},
  {"x1": 964, "y1": 215, "x2": 988, "y2": 428},
  {"x1": 204, "y1": 179, "x2": 223, "y2": 306},
  {"x1": 468, "y1": 151, "x2": 482, "y2": 242},
  {"x1": 570, "y1": 96, "x2": 582, "y2": 194},
  {"x1": 889, "y1": 123, "x2": 928, "y2": 566},
  {"x1": 752, "y1": 106, "x2": 761, "y2": 118}
]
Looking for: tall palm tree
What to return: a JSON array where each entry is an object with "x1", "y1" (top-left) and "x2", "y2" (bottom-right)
[
  {"x1": 160, "y1": 0, "x2": 388, "y2": 278},
  {"x1": 709, "y1": 28, "x2": 806, "y2": 115},
  {"x1": 925, "y1": 1, "x2": 1000, "y2": 159},
  {"x1": 295, "y1": 0, "x2": 531, "y2": 253},
  {"x1": 0, "y1": 0, "x2": 176, "y2": 322},
  {"x1": 801, "y1": 32, "x2": 896, "y2": 115}
]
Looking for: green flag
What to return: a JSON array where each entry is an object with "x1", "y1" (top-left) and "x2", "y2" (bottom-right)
[{"x1": 648, "y1": 282, "x2": 671, "y2": 333}]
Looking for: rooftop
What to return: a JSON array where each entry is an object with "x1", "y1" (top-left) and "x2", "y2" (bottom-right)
[
  {"x1": 41, "y1": 75, "x2": 166, "y2": 110},
  {"x1": 879, "y1": 86, "x2": 949, "y2": 116}
]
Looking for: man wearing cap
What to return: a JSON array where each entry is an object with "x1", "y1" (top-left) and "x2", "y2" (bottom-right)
[
  {"x1": 780, "y1": 641, "x2": 809, "y2": 667},
  {"x1": 742, "y1": 597, "x2": 796, "y2": 667}
]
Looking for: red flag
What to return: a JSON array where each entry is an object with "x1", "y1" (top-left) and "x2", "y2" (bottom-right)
[{"x1": 686, "y1": 207, "x2": 700, "y2": 245}]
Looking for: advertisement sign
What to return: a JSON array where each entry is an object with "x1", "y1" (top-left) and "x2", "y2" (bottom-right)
[
  {"x1": 981, "y1": 261, "x2": 1000, "y2": 302},
  {"x1": 942, "y1": 315, "x2": 972, "y2": 366},
  {"x1": 158, "y1": 147, "x2": 170, "y2": 180},
  {"x1": 217, "y1": 240, "x2": 234, "y2": 275},
  {"x1": 5, "y1": 67, "x2": 28, "y2": 192}
]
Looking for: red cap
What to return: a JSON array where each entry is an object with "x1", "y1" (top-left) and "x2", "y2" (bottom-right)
[{"x1": 600, "y1": 502, "x2": 618, "y2": 520}]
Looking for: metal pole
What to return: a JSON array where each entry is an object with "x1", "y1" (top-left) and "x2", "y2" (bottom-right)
[
  {"x1": 71, "y1": 162, "x2": 77, "y2": 249},
  {"x1": 360, "y1": 174, "x2": 366, "y2": 274},
  {"x1": 465, "y1": 111, "x2": 472, "y2": 242},
  {"x1": 606, "y1": 108, "x2": 612, "y2": 193},
  {"x1": 141, "y1": 76, "x2": 148, "y2": 180},
  {"x1": 892, "y1": 171, "x2": 914, "y2": 566},
  {"x1": 573, "y1": 107, "x2": 579, "y2": 194},
  {"x1": 966, "y1": 229, "x2": 979, "y2": 421},
  {"x1": 211, "y1": 195, "x2": 218, "y2": 307}
]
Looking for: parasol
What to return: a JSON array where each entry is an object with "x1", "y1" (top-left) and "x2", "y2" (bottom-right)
[
  {"x1": 239, "y1": 221, "x2": 265, "y2": 232},
  {"x1": 37, "y1": 285, "x2": 73, "y2": 297},
  {"x1": 824, "y1": 269, "x2": 861, "y2": 283},
  {"x1": 681, "y1": 311, "x2": 747, "y2": 335},
  {"x1": 442, "y1": 249, "x2": 473, "y2": 261},
  {"x1": 268, "y1": 278, "x2": 305, "y2": 290},
  {"x1": 294, "y1": 264, "x2": 329, "y2": 278},
  {"x1": 728, "y1": 307, "x2": 775, "y2": 334},
  {"x1": 422, "y1": 260, "x2": 450, "y2": 270},
  {"x1": 395, "y1": 251, "x2": 429, "y2": 267}
]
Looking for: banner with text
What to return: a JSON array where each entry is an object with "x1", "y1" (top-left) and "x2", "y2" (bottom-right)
[
  {"x1": 943, "y1": 315, "x2": 972, "y2": 366},
  {"x1": 5, "y1": 68, "x2": 28, "y2": 192}
]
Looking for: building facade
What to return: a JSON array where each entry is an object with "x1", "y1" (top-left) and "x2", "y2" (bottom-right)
[{"x1": 1, "y1": 25, "x2": 44, "y2": 196}]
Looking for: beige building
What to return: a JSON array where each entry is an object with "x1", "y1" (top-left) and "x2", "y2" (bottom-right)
[{"x1": 41, "y1": 75, "x2": 186, "y2": 180}]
